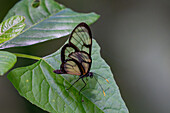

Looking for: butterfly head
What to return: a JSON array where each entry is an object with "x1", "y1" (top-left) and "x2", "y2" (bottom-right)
[{"x1": 88, "y1": 72, "x2": 93, "y2": 78}]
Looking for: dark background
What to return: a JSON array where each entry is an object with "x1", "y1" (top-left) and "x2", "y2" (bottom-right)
[{"x1": 1, "y1": 0, "x2": 170, "y2": 113}]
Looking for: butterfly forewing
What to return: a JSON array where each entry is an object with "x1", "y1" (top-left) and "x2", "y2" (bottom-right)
[
  {"x1": 69, "y1": 23, "x2": 92, "y2": 55},
  {"x1": 61, "y1": 44, "x2": 79, "y2": 62}
]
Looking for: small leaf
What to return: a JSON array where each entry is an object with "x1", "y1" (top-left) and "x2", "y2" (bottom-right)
[
  {"x1": 0, "y1": 15, "x2": 25, "y2": 44},
  {"x1": 0, "y1": 51, "x2": 17, "y2": 76},
  {"x1": 7, "y1": 39, "x2": 128, "y2": 113},
  {"x1": 0, "y1": 0, "x2": 99, "y2": 49}
]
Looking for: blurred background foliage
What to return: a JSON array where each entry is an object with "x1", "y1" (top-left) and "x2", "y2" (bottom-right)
[{"x1": 1, "y1": 0, "x2": 170, "y2": 113}]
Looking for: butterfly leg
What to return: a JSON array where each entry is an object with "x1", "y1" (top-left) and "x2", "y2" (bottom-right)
[
  {"x1": 67, "y1": 77, "x2": 81, "y2": 90},
  {"x1": 86, "y1": 77, "x2": 88, "y2": 81},
  {"x1": 79, "y1": 78, "x2": 86, "y2": 95}
]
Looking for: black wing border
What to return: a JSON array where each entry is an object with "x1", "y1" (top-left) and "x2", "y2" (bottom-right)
[
  {"x1": 60, "y1": 43, "x2": 79, "y2": 62},
  {"x1": 69, "y1": 22, "x2": 92, "y2": 56}
]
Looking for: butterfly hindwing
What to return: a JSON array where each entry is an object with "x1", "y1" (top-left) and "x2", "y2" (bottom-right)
[
  {"x1": 62, "y1": 59, "x2": 83, "y2": 75},
  {"x1": 69, "y1": 51, "x2": 92, "y2": 74}
]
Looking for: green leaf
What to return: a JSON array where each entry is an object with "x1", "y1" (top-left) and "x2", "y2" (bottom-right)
[
  {"x1": 0, "y1": 51, "x2": 17, "y2": 76},
  {"x1": 7, "y1": 39, "x2": 128, "y2": 113},
  {"x1": 0, "y1": 0, "x2": 99, "y2": 49},
  {"x1": 0, "y1": 15, "x2": 25, "y2": 44}
]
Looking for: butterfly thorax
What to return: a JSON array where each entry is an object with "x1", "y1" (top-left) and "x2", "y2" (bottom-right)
[{"x1": 80, "y1": 72, "x2": 93, "y2": 79}]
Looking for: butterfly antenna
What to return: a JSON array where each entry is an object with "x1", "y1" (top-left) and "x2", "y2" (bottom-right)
[
  {"x1": 93, "y1": 72, "x2": 109, "y2": 83},
  {"x1": 93, "y1": 76, "x2": 106, "y2": 96}
]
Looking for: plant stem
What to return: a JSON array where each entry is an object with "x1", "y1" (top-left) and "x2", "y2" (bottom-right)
[{"x1": 13, "y1": 53, "x2": 41, "y2": 60}]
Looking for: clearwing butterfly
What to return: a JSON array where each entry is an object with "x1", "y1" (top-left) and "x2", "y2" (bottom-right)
[{"x1": 53, "y1": 22, "x2": 109, "y2": 96}]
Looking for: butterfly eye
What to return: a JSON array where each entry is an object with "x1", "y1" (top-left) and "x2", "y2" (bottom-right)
[{"x1": 89, "y1": 72, "x2": 93, "y2": 78}]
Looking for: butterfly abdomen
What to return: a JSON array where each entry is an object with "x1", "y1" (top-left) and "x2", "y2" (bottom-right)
[{"x1": 53, "y1": 70, "x2": 64, "y2": 74}]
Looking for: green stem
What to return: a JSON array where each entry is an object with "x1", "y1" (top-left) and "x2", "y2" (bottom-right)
[{"x1": 13, "y1": 53, "x2": 41, "y2": 60}]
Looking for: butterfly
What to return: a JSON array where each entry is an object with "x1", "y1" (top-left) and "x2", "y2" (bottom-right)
[{"x1": 53, "y1": 22, "x2": 109, "y2": 96}]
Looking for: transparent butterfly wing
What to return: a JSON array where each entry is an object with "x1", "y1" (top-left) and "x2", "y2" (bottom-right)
[
  {"x1": 69, "y1": 52, "x2": 92, "y2": 74},
  {"x1": 69, "y1": 23, "x2": 92, "y2": 55},
  {"x1": 60, "y1": 44, "x2": 79, "y2": 62},
  {"x1": 62, "y1": 59, "x2": 82, "y2": 76}
]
